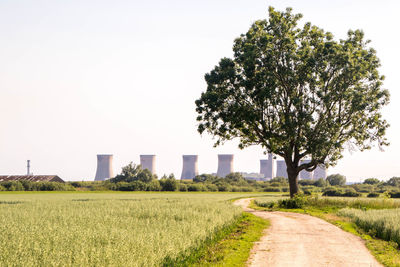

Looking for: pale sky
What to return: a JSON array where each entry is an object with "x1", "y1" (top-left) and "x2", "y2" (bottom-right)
[{"x1": 0, "y1": 0, "x2": 399, "y2": 182}]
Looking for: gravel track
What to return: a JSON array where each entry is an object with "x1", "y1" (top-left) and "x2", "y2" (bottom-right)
[{"x1": 234, "y1": 198, "x2": 382, "y2": 267}]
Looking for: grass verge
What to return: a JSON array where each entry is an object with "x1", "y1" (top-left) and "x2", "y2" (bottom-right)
[
  {"x1": 251, "y1": 199, "x2": 400, "y2": 267},
  {"x1": 163, "y1": 212, "x2": 269, "y2": 266}
]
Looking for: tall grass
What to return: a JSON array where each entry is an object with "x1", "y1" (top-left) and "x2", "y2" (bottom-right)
[
  {"x1": 305, "y1": 196, "x2": 400, "y2": 210},
  {"x1": 255, "y1": 195, "x2": 400, "y2": 210},
  {"x1": 0, "y1": 192, "x2": 252, "y2": 266},
  {"x1": 339, "y1": 208, "x2": 400, "y2": 246}
]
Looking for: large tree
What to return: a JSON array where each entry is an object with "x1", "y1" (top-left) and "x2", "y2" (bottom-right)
[{"x1": 195, "y1": 7, "x2": 389, "y2": 197}]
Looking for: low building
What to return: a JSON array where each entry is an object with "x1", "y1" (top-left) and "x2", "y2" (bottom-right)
[{"x1": 0, "y1": 175, "x2": 64, "y2": 183}]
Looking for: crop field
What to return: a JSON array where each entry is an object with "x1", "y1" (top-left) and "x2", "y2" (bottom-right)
[
  {"x1": 339, "y1": 208, "x2": 400, "y2": 246},
  {"x1": 0, "y1": 192, "x2": 260, "y2": 266}
]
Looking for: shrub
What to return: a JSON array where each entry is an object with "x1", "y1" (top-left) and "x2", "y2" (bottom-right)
[
  {"x1": 193, "y1": 174, "x2": 218, "y2": 183},
  {"x1": 363, "y1": 178, "x2": 380, "y2": 185},
  {"x1": 322, "y1": 187, "x2": 343, "y2": 197},
  {"x1": 327, "y1": 174, "x2": 346, "y2": 186},
  {"x1": 351, "y1": 184, "x2": 374, "y2": 193},
  {"x1": 313, "y1": 178, "x2": 328, "y2": 187},
  {"x1": 216, "y1": 184, "x2": 231, "y2": 192},
  {"x1": 278, "y1": 195, "x2": 305, "y2": 209},
  {"x1": 115, "y1": 181, "x2": 147, "y2": 191},
  {"x1": 367, "y1": 192, "x2": 380, "y2": 198},
  {"x1": 178, "y1": 184, "x2": 188, "y2": 192},
  {"x1": 298, "y1": 180, "x2": 315, "y2": 186},
  {"x1": 256, "y1": 200, "x2": 276, "y2": 208},
  {"x1": 342, "y1": 188, "x2": 361, "y2": 197},
  {"x1": 187, "y1": 184, "x2": 207, "y2": 192},
  {"x1": 205, "y1": 184, "x2": 218, "y2": 192},
  {"x1": 270, "y1": 177, "x2": 288, "y2": 184},
  {"x1": 303, "y1": 189, "x2": 312, "y2": 195},
  {"x1": 160, "y1": 178, "x2": 178, "y2": 191},
  {"x1": 239, "y1": 186, "x2": 253, "y2": 192},
  {"x1": 386, "y1": 177, "x2": 400, "y2": 187},
  {"x1": 147, "y1": 180, "x2": 161, "y2": 191},
  {"x1": 389, "y1": 191, "x2": 400, "y2": 198},
  {"x1": 1, "y1": 181, "x2": 24, "y2": 191},
  {"x1": 263, "y1": 187, "x2": 281, "y2": 192},
  {"x1": 0, "y1": 185, "x2": 6, "y2": 191}
]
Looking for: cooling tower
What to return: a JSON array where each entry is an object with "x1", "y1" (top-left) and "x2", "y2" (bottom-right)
[
  {"x1": 313, "y1": 165, "x2": 327, "y2": 180},
  {"x1": 181, "y1": 155, "x2": 199, "y2": 180},
  {"x1": 276, "y1": 160, "x2": 288, "y2": 178},
  {"x1": 140, "y1": 155, "x2": 156, "y2": 174},
  {"x1": 260, "y1": 153, "x2": 275, "y2": 179},
  {"x1": 94, "y1": 154, "x2": 114, "y2": 181},
  {"x1": 217, "y1": 154, "x2": 234, "y2": 177},
  {"x1": 300, "y1": 159, "x2": 313, "y2": 180}
]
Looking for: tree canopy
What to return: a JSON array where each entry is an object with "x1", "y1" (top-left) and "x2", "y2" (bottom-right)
[
  {"x1": 327, "y1": 174, "x2": 346, "y2": 186},
  {"x1": 195, "y1": 7, "x2": 389, "y2": 197}
]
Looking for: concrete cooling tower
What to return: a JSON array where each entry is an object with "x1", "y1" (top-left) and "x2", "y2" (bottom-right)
[
  {"x1": 181, "y1": 155, "x2": 199, "y2": 180},
  {"x1": 313, "y1": 165, "x2": 327, "y2": 179},
  {"x1": 217, "y1": 154, "x2": 234, "y2": 177},
  {"x1": 95, "y1": 154, "x2": 114, "y2": 181},
  {"x1": 300, "y1": 159, "x2": 313, "y2": 180},
  {"x1": 276, "y1": 160, "x2": 288, "y2": 178},
  {"x1": 140, "y1": 155, "x2": 156, "y2": 174},
  {"x1": 260, "y1": 153, "x2": 275, "y2": 179}
]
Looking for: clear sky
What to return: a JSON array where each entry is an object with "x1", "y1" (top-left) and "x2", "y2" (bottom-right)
[{"x1": 0, "y1": 0, "x2": 399, "y2": 182}]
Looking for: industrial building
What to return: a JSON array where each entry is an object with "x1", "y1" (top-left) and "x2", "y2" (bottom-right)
[
  {"x1": 0, "y1": 175, "x2": 64, "y2": 183},
  {"x1": 313, "y1": 165, "x2": 327, "y2": 179},
  {"x1": 181, "y1": 155, "x2": 198, "y2": 180},
  {"x1": 276, "y1": 160, "x2": 288, "y2": 178},
  {"x1": 300, "y1": 159, "x2": 313, "y2": 180},
  {"x1": 217, "y1": 154, "x2": 234, "y2": 177},
  {"x1": 140, "y1": 155, "x2": 156, "y2": 174},
  {"x1": 260, "y1": 153, "x2": 275, "y2": 179},
  {"x1": 95, "y1": 154, "x2": 114, "y2": 181}
]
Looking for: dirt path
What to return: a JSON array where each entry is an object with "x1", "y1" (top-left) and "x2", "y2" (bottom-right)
[{"x1": 234, "y1": 198, "x2": 382, "y2": 267}]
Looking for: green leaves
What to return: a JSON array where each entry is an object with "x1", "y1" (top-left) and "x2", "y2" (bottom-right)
[{"x1": 195, "y1": 7, "x2": 389, "y2": 175}]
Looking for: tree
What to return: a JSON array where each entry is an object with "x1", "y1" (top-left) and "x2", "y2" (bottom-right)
[
  {"x1": 363, "y1": 178, "x2": 380, "y2": 185},
  {"x1": 195, "y1": 7, "x2": 389, "y2": 197},
  {"x1": 111, "y1": 162, "x2": 155, "y2": 183},
  {"x1": 160, "y1": 174, "x2": 178, "y2": 191},
  {"x1": 386, "y1": 177, "x2": 400, "y2": 187},
  {"x1": 327, "y1": 174, "x2": 346, "y2": 186}
]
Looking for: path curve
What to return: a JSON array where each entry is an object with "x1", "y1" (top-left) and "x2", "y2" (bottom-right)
[{"x1": 234, "y1": 198, "x2": 382, "y2": 267}]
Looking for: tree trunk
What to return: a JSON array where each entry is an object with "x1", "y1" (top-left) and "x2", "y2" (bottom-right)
[{"x1": 287, "y1": 165, "x2": 299, "y2": 198}]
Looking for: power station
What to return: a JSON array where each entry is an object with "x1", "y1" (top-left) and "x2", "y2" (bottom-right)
[
  {"x1": 276, "y1": 160, "x2": 288, "y2": 178},
  {"x1": 313, "y1": 165, "x2": 327, "y2": 179},
  {"x1": 181, "y1": 155, "x2": 199, "y2": 180},
  {"x1": 140, "y1": 155, "x2": 156, "y2": 174},
  {"x1": 300, "y1": 159, "x2": 313, "y2": 180},
  {"x1": 217, "y1": 154, "x2": 234, "y2": 177},
  {"x1": 260, "y1": 153, "x2": 275, "y2": 179},
  {"x1": 91, "y1": 153, "x2": 327, "y2": 181},
  {"x1": 95, "y1": 154, "x2": 114, "y2": 181}
]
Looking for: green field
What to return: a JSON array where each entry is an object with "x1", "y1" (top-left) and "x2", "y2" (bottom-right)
[
  {"x1": 0, "y1": 192, "x2": 263, "y2": 266},
  {"x1": 339, "y1": 208, "x2": 400, "y2": 246}
]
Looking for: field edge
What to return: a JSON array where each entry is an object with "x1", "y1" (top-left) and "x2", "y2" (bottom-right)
[{"x1": 162, "y1": 211, "x2": 269, "y2": 266}]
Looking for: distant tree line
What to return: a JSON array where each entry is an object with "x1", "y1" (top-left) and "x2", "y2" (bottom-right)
[
  {"x1": 2, "y1": 164, "x2": 400, "y2": 198},
  {"x1": 0, "y1": 180, "x2": 75, "y2": 191}
]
